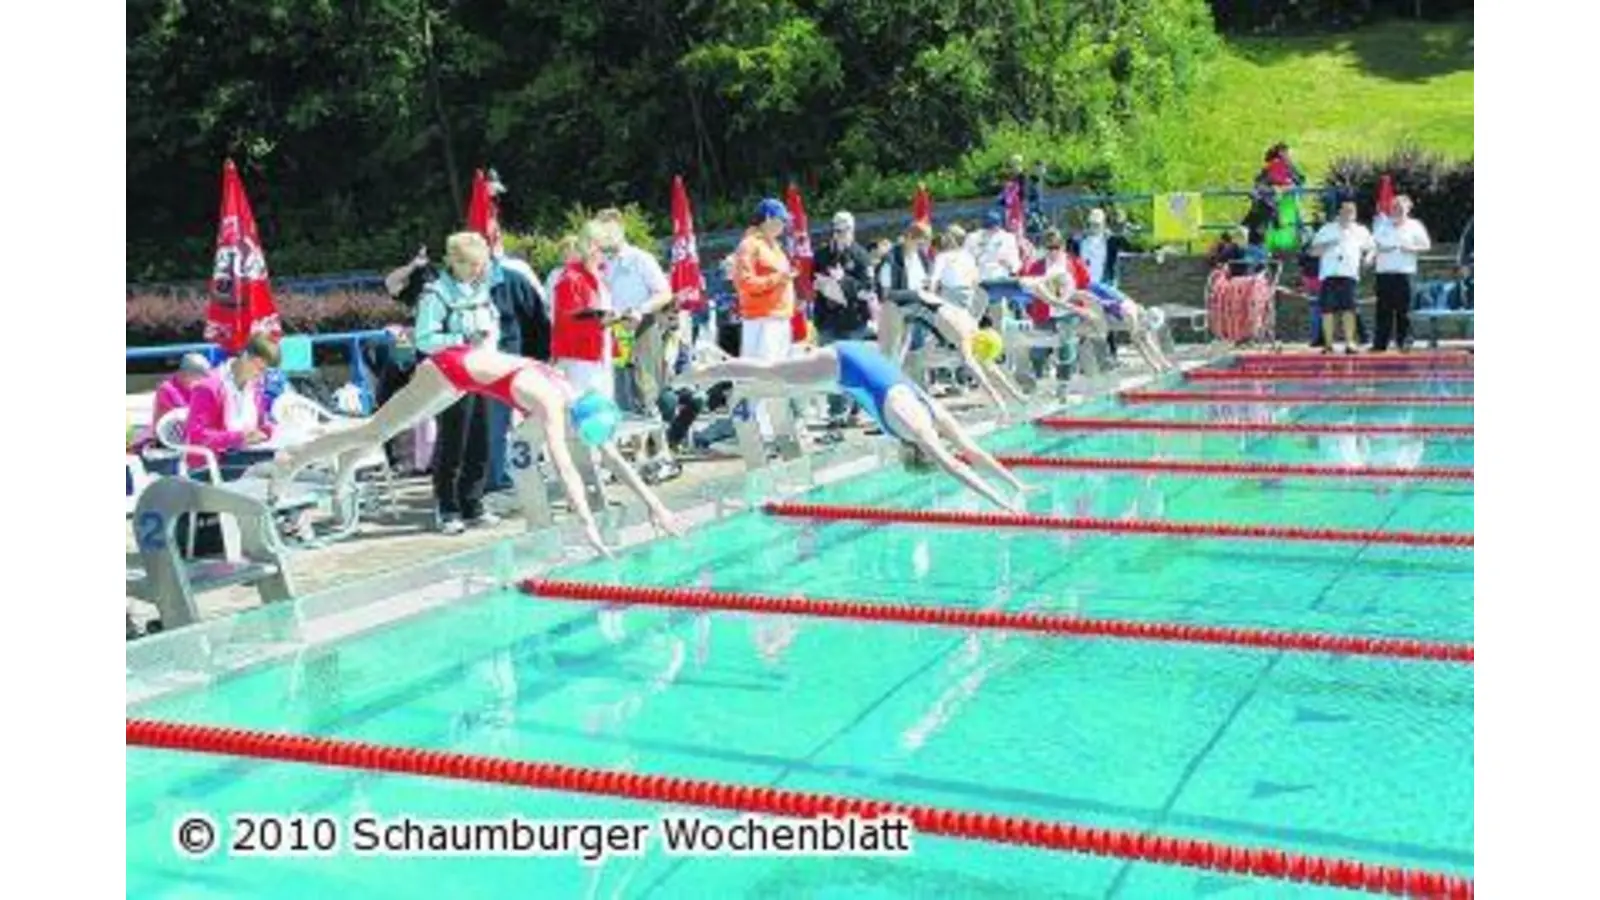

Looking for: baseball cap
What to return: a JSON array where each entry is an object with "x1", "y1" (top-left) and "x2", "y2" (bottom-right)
[
  {"x1": 832, "y1": 211, "x2": 855, "y2": 231},
  {"x1": 755, "y1": 198, "x2": 791, "y2": 223}
]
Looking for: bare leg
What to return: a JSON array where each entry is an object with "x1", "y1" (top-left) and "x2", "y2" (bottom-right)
[
  {"x1": 1341, "y1": 312, "x2": 1358, "y2": 349},
  {"x1": 599, "y1": 442, "x2": 684, "y2": 536},
  {"x1": 1321, "y1": 313, "x2": 1337, "y2": 350},
  {"x1": 682, "y1": 349, "x2": 840, "y2": 392},
  {"x1": 272, "y1": 363, "x2": 461, "y2": 495}
]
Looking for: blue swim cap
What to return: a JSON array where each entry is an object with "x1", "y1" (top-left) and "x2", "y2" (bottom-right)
[
  {"x1": 755, "y1": 198, "x2": 791, "y2": 224},
  {"x1": 569, "y1": 391, "x2": 621, "y2": 447}
]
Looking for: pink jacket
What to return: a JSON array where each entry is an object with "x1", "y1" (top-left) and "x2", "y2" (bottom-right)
[
  {"x1": 184, "y1": 369, "x2": 275, "y2": 463},
  {"x1": 150, "y1": 376, "x2": 194, "y2": 432}
]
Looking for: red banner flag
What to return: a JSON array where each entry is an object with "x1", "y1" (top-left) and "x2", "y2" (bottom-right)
[
  {"x1": 912, "y1": 183, "x2": 933, "y2": 226},
  {"x1": 784, "y1": 184, "x2": 814, "y2": 301},
  {"x1": 205, "y1": 160, "x2": 281, "y2": 353},
  {"x1": 1376, "y1": 173, "x2": 1396, "y2": 218},
  {"x1": 669, "y1": 175, "x2": 706, "y2": 313},
  {"x1": 465, "y1": 168, "x2": 503, "y2": 254}
]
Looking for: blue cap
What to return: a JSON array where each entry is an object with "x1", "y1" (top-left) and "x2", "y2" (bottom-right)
[
  {"x1": 755, "y1": 198, "x2": 791, "y2": 223},
  {"x1": 984, "y1": 209, "x2": 1004, "y2": 227}
]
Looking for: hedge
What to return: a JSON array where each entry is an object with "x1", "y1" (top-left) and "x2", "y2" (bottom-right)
[
  {"x1": 127, "y1": 291, "x2": 410, "y2": 347},
  {"x1": 1324, "y1": 146, "x2": 1473, "y2": 242}
]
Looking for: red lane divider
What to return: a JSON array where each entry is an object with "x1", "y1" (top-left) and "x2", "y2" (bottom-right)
[
  {"x1": 1232, "y1": 351, "x2": 1471, "y2": 365},
  {"x1": 763, "y1": 502, "x2": 1473, "y2": 548},
  {"x1": 993, "y1": 455, "x2": 1473, "y2": 482},
  {"x1": 126, "y1": 719, "x2": 1474, "y2": 897},
  {"x1": 1121, "y1": 391, "x2": 1473, "y2": 407},
  {"x1": 1190, "y1": 370, "x2": 1474, "y2": 382},
  {"x1": 523, "y1": 579, "x2": 1474, "y2": 663},
  {"x1": 1033, "y1": 417, "x2": 1473, "y2": 438}
]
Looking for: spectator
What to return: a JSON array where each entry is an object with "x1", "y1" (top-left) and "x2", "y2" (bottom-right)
[
  {"x1": 1309, "y1": 200, "x2": 1376, "y2": 355},
  {"x1": 731, "y1": 199, "x2": 798, "y2": 438},
  {"x1": 1457, "y1": 217, "x2": 1473, "y2": 309},
  {"x1": 594, "y1": 210, "x2": 675, "y2": 418},
  {"x1": 1371, "y1": 195, "x2": 1433, "y2": 353},
  {"x1": 414, "y1": 231, "x2": 500, "y2": 533},
  {"x1": 812, "y1": 210, "x2": 877, "y2": 426},
  {"x1": 1207, "y1": 228, "x2": 1246, "y2": 271},
  {"x1": 1021, "y1": 230, "x2": 1084, "y2": 380},
  {"x1": 544, "y1": 235, "x2": 580, "y2": 318},
  {"x1": 151, "y1": 352, "x2": 211, "y2": 434},
  {"x1": 481, "y1": 237, "x2": 545, "y2": 494},
  {"x1": 929, "y1": 224, "x2": 982, "y2": 319},
  {"x1": 551, "y1": 223, "x2": 616, "y2": 400},
  {"x1": 1239, "y1": 229, "x2": 1270, "y2": 274},
  {"x1": 967, "y1": 209, "x2": 1023, "y2": 282},
  {"x1": 385, "y1": 244, "x2": 437, "y2": 307},
  {"x1": 1076, "y1": 208, "x2": 1138, "y2": 360},
  {"x1": 878, "y1": 220, "x2": 934, "y2": 300},
  {"x1": 184, "y1": 334, "x2": 279, "y2": 479},
  {"x1": 1260, "y1": 143, "x2": 1307, "y2": 188}
]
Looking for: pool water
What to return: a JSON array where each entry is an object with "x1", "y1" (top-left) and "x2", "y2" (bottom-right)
[{"x1": 126, "y1": 360, "x2": 1474, "y2": 898}]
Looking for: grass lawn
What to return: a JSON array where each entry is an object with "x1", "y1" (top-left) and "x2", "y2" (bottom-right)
[{"x1": 1146, "y1": 16, "x2": 1473, "y2": 191}]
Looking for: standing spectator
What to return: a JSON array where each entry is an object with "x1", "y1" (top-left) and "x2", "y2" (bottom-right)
[
  {"x1": 966, "y1": 209, "x2": 1023, "y2": 326},
  {"x1": 1309, "y1": 200, "x2": 1376, "y2": 355},
  {"x1": 1457, "y1": 218, "x2": 1474, "y2": 309},
  {"x1": 414, "y1": 232, "x2": 500, "y2": 533},
  {"x1": 594, "y1": 210, "x2": 675, "y2": 417},
  {"x1": 1372, "y1": 195, "x2": 1433, "y2": 352},
  {"x1": 1021, "y1": 230, "x2": 1087, "y2": 379},
  {"x1": 183, "y1": 334, "x2": 279, "y2": 480},
  {"x1": 812, "y1": 210, "x2": 876, "y2": 426},
  {"x1": 551, "y1": 224, "x2": 616, "y2": 400},
  {"x1": 151, "y1": 352, "x2": 211, "y2": 433},
  {"x1": 1076, "y1": 208, "x2": 1137, "y2": 359},
  {"x1": 929, "y1": 224, "x2": 982, "y2": 318},
  {"x1": 731, "y1": 199, "x2": 797, "y2": 439},
  {"x1": 877, "y1": 221, "x2": 935, "y2": 383},
  {"x1": 481, "y1": 240, "x2": 544, "y2": 494},
  {"x1": 1207, "y1": 228, "x2": 1246, "y2": 272}
]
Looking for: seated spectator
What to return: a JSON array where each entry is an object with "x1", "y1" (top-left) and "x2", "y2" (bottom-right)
[
  {"x1": 929, "y1": 225, "x2": 982, "y2": 319},
  {"x1": 1238, "y1": 229, "x2": 1270, "y2": 275},
  {"x1": 184, "y1": 334, "x2": 281, "y2": 478},
  {"x1": 151, "y1": 352, "x2": 211, "y2": 432},
  {"x1": 1208, "y1": 228, "x2": 1247, "y2": 271}
]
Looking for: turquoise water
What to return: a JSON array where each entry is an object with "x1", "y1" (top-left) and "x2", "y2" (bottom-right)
[{"x1": 126, "y1": 364, "x2": 1474, "y2": 898}]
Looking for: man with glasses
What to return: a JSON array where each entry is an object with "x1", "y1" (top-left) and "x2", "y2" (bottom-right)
[{"x1": 812, "y1": 210, "x2": 876, "y2": 429}]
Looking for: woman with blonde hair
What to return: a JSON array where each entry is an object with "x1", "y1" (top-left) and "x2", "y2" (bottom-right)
[{"x1": 271, "y1": 231, "x2": 681, "y2": 557}]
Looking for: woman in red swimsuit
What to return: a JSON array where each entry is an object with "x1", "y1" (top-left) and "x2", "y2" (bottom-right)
[{"x1": 272, "y1": 231, "x2": 682, "y2": 557}]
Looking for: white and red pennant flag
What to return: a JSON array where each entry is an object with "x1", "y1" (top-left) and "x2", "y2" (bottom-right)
[
  {"x1": 784, "y1": 184, "x2": 815, "y2": 341},
  {"x1": 912, "y1": 182, "x2": 933, "y2": 228},
  {"x1": 669, "y1": 175, "x2": 706, "y2": 313},
  {"x1": 205, "y1": 159, "x2": 281, "y2": 352}
]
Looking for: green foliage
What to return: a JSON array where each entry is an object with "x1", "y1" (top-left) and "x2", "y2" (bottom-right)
[
  {"x1": 127, "y1": 0, "x2": 1222, "y2": 279},
  {"x1": 1325, "y1": 146, "x2": 1473, "y2": 241},
  {"x1": 503, "y1": 202, "x2": 660, "y2": 273}
]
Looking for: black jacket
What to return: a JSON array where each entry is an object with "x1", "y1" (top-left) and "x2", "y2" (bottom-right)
[
  {"x1": 812, "y1": 240, "x2": 875, "y2": 333},
  {"x1": 490, "y1": 263, "x2": 548, "y2": 360}
]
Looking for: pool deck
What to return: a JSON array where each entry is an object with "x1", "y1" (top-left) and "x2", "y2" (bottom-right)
[{"x1": 127, "y1": 341, "x2": 1460, "y2": 631}]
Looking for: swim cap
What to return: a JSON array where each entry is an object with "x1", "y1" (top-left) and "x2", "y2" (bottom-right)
[
  {"x1": 755, "y1": 198, "x2": 791, "y2": 223},
  {"x1": 972, "y1": 328, "x2": 1004, "y2": 363},
  {"x1": 569, "y1": 391, "x2": 621, "y2": 447}
]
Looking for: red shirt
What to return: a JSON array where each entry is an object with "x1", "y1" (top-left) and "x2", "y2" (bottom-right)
[{"x1": 550, "y1": 261, "x2": 607, "y2": 363}]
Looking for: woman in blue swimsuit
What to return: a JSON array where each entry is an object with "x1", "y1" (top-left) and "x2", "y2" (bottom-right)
[{"x1": 683, "y1": 342, "x2": 1028, "y2": 511}]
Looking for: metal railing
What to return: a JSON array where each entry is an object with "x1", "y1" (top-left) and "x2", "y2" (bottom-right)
[{"x1": 125, "y1": 329, "x2": 391, "y2": 397}]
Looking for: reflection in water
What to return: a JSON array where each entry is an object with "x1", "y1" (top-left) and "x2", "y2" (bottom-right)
[{"x1": 911, "y1": 539, "x2": 931, "y2": 581}]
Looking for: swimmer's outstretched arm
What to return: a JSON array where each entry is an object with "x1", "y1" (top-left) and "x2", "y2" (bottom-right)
[
  {"x1": 538, "y1": 413, "x2": 612, "y2": 558},
  {"x1": 985, "y1": 360, "x2": 1029, "y2": 405},
  {"x1": 887, "y1": 391, "x2": 1020, "y2": 512},
  {"x1": 926, "y1": 400, "x2": 1029, "y2": 497},
  {"x1": 682, "y1": 348, "x2": 839, "y2": 393},
  {"x1": 918, "y1": 435, "x2": 1021, "y2": 512},
  {"x1": 597, "y1": 442, "x2": 685, "y2": 537}
]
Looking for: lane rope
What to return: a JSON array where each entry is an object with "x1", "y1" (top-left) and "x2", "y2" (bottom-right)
[
  {"x1": 1033, "y1": 417, "x2": 1473, "y2": 438},
  {"x1": 1189, "y1": 370, "x2": 1474, "y2": 383},
  {"x1": 523, "y1": 579, "x2": 1474, "y2": 663},
  {"x1": 1231, "y1": 351, "x2": 1471, "y2": 365},
  {"x1": 991, "y1": 455, "x2": 1472, "y2": 482},
  {"x1": 762, "y1": 502, "x2": 1473, "y2": 548},
  {"x1": 125, "y1": 719, "x2": 1474, "y2": 898},
  {"x1": 1120, "y1": 391, "x2": 1473, "y2": 407}
]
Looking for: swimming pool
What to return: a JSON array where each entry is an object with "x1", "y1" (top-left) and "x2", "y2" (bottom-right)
[{"x1": 126, "y1": 354, "x2": 1473, "y2": 898}]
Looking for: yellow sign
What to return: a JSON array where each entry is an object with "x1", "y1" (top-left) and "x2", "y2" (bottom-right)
[
  {"x1": 612, "y1": 322, "x2": 634, "y2": 368},
  {"x1": 1152, "y1": 192, "x2": 1204, "y2": 243}
]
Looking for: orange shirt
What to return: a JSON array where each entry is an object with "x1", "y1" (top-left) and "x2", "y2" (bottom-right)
[{"x1": 732, "y1": 231, "x2": 794, "y2": 321}]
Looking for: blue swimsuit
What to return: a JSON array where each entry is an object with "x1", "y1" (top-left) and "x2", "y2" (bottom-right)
[{"x1": 834, "y1": 341, "x2": 931, "y2": 440}]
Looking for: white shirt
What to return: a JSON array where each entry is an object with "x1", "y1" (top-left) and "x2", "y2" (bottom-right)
[
  {"x1": 603, "y1": 244, "x2": 670, "y2": 314},
  {"x1": 1313, "y1": 222, "x2": 1376, "y2": 281},
  {"x1": 929, "y1": 249, "x2": 979, "y2": 292},
  {"x1": 1373, "y1": 215, "x2": 1432, "y2": 274},
  {"x1": 964, "y1": 228, "x2": 1022, "y2": 281},
  {"x1": 879, "y1": 248, "x2": 929, "y2": 293},
  {"x1": 219, "y1": 362, "x2": 260, "y2": 434},
  {"x1": 1079, "y1": 232, "x2": 1109, "y2": 283}
]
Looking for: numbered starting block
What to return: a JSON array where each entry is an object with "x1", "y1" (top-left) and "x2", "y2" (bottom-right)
[
  {"x1": 128, "y1": 477, "x2": 315, "y2": 631},
  {"x1": 731, "y1": 397, "x2": 805, "y2": 471},
  {"x1": 504, "y1": 421, "x2": 607, "y2": 530}
]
